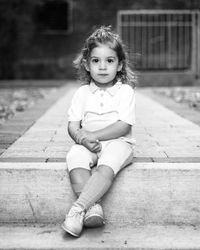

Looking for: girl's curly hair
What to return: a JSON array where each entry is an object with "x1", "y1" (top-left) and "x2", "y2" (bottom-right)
[{"x1": 73, "y1": 26, "x2": 137, "y2": 88}]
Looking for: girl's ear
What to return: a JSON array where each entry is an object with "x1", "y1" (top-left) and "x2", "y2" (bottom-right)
[
  {"x1": 83, "y1": 59, "x2": 90, "y2": 72},
  {"x1": 117, "y1": 61, "x2": 123, "y2": 72}
]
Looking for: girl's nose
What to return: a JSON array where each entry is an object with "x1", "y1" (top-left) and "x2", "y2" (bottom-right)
[{"x1": 99, "y1": 61, "x2": 106, "y2": 70}]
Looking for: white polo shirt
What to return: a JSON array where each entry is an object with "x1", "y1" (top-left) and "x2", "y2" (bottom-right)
[{"x1": 68, "y1": 81, "x2": 136, "y2": 145}]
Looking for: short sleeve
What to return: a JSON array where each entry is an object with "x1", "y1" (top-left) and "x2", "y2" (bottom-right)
[
  {"x1": 68, "y1": 86, "x2": 86, "y2": 121},
  {"x1": 118, "y1": 85, "x2": 136, "y2": 125}
]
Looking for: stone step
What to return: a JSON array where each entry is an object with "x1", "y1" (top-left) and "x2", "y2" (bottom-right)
[
  {"x1": 0, "y1": 224, "x2": 200, "y2": 249},
  {"x1": 1, "y1": 162, "x2": 200, "y2": 226}
]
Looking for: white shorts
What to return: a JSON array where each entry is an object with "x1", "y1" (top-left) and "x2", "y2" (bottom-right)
[{"x1": 66, "y1": 139, "x2": 134, "y2": 175}]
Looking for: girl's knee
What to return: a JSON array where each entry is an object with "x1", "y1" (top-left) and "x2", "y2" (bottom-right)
[
  {"x1": 66, "y1": 144, "x2": 97, "y2": 172},
  {"x1": 67, "y1": 144, "x2": 88, "y2": 163},
  {"x1": 96, "y1": 165, "x2": 115, "y2": 181}
]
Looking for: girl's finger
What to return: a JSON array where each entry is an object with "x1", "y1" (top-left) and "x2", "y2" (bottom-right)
[{"x1": 93, "y1": 143, "x2": 102, "y2": 152}]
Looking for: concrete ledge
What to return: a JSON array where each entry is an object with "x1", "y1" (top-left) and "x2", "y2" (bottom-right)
[
  {"x1": 0, "y1": 224, "x2": 200, "y2": 250},
  {"x1": 1, "y1": 162, "x2": 200, "y2": 226},
  {"x1": 1, "y1": 156, "x2": 200, "y2": 163}
]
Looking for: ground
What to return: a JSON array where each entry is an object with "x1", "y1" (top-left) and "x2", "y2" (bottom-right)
[
  {"x1": 153, "y1": 86, "x2": 200, "y2": 111},
  {"x1": 139, "y1": 86, "x2": 200, "y2": 127},
  {"x1": 0, "y1": 87, "x2": 58, "y2": 125}
]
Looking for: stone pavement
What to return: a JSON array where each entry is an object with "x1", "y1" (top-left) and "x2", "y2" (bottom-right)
[
  {"x1": 1, "y1": 81, "x2": 200, "y2": 249},
  {"x1": 0, "y1": 84, "x2": 70, "y2": 156},
  {"x1": 0, "y1": 82, "x2": 199, "y2": 162}
]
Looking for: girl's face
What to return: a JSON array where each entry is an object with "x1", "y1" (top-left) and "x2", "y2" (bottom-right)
[{"x1": 86, "y1": 44, "x2": 122, "y2": 88}]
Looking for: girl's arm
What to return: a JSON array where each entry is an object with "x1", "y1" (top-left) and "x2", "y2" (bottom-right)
[
  {"x1": 68, "y1": 121, "x2": 81, "y2": 143},
  {"x1": 68, "y1": 121, "x2": 101, "y2": 152},
  {"x1": 93, "y1": 120, "x2": 131, "y2": 141},
  {"x1": 79, "y1": 120, "x2": 131, "y2": 142}
]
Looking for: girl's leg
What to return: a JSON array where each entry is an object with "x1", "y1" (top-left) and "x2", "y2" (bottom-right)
[
  {"x1": 62, "y1": 145, "x2": 104, "y2": 236},
  {"x1": 69, "y1": 168, "x2": 91, "y2": 197},
  {"x1": 75, "y1": 139, "x2": 133, "y2": 211},
  {"x1": 70, "y1": 167, "x2": 106, "y2": 228},
  {"x1": 75, "y1": 164, "x2": 114, "y2": 211},
  {"x1": 62, "y1": 140, "x2": 132, "y2": 236},
  {"x1": 66, "y1": 144, "x2": 97, "y2": 197}
]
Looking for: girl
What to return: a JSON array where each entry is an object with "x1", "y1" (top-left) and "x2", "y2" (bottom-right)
[{"x1": 62, "y1": 26, "x2": 136, "y2": 237}]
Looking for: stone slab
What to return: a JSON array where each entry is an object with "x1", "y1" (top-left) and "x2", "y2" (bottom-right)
[{"x1": 1, "y1": 162, "x2": 200, "y2": 226}]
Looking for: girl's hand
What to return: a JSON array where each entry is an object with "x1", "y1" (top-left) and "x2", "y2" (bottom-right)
[
  {"x1": 82, "y1": 138, "x2": 102, "y2": 153},
  {"x1": 76, "y1": 129, "x2": 97, "y2": 144}
]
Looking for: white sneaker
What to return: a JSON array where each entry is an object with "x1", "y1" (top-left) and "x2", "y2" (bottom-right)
[
  {"x1": 84, "y1": 203, "x2": 105, "y2": 228},
  {"x1": 62, "y1": 204, "x2": 85, "y2": 237}
]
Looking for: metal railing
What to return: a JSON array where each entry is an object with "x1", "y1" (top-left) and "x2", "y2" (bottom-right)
[{"x1": 117, "y1": 10, "x2": 200, "y2": 77}]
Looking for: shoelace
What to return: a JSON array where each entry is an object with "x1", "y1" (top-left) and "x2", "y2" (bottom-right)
[{"x1": 68, "y1": 208, "x2": 85, "y2": 221}]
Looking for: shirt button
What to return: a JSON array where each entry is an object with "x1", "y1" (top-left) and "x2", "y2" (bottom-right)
[
  {"x1": 100, "y1": 103, "x2": 104, "y2": 107},
  {"x1": 101, "y1": 93, "x2": 104, "y2": 97}
]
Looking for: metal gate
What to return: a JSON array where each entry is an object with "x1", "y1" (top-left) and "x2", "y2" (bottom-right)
[{"x1": 117, "y1": 10, "x2": 200, "y2": 77}]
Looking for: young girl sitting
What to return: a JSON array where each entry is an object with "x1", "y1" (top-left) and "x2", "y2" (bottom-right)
[{"x1": 62, "y1": 26, "x2": 136, "y2": 237}]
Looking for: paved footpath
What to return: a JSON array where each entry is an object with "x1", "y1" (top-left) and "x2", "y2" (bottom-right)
[
  {"x1": 1, "y1": 81, "x2": 200, "y2": 249},
  {"x1": 0, "y1": 82, "x2": 200, "y2": 162}
]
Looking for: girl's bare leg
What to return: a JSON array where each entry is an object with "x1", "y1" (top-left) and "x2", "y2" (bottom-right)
[
  {"x1": 69, "y1": 168, "x2": 91, "y2": 197},
  {"x1": 75, "y1": 165, "x2": 114, "y2": 210}
]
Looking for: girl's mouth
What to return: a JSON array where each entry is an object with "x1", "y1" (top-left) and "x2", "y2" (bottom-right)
[{"x1": 98, "y1": 74, "x2": 108, "y2": 76}]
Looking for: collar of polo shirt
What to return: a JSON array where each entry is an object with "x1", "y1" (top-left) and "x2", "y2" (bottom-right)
[{"x1": 90, "y1": 80, "x2": 122, "y2": 96}]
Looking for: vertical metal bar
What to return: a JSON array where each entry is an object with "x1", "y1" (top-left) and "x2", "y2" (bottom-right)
[
  {"x1": 134, "y1": 14, "x2": 138, "y2": 68},
  {"x1": 181, "y1": 14, "x2": 187, "y2": 69},
  {"x1": 148, "y1": 14, "x2": 151, "y2": 69},
  {"x1": 192, "y1": 12, "x2": 196, "y2": 74},
  {"x1": 183, "y1": 14, "x2": 186, "y2": 69},
  {"x1": 197, "y1": 11, "x2": 200, "y2": 78},
  {"x1": 167, "y1": 14, "x2": 172, "y2": 69},
  {"x1": 130, "y1": 14, "x2": 136, "y2": 68},
  {"x1": 128, "y1": 14, "x2": 131, "y2": 59},
  {"x1": 159, "y1": 14, "x2": 162, "y2": 69},
  {"x1": 145, "y1": 14, "x2": 148, "y2": 69},
  {"x1": 156, "y1": 14, "x2": 159, "y2": 69},
  {"x1": 152, "y1": 13, "x2": 156, "y2": 69},
  {"x1": 183, "y1": 14, "x2": 188, "y2": 70},
  {"x1": 194, "y1": 11, "x2": 200, "y2": 79},
  {"x1": 161, "y1": 14, "x2": 166, "y2": 69},
  {"x1": 164, "y1": 14, "x2": 168, "y2": 69},
  {"x1": 177, "y1": 14, "x2": 180, "y2": 69},
  {"x1": 184, "y1": 14, "x2": 188, "y2": 69},
  {"x1": 141, "y1": 14, "x2": 145, "y2": 69},
  {"x1": 138, "y1": 14, "x2": 142, "y2": 69},
  {"x1": 162, "y1": 14, "x2": 167, "y2": 69},
  {"x1": 152, "y1": 14, "x2": 155, "y2": 69},
  {"x1": 125, "y1": 14, "x2": 128, "y2": 49},
  {"x1": 151, "y1": 14, "x2": 154, "y2": 69},
  {"x1": 159, "y1": 14, "x2": 161, "y2": 69},
  {"x1": 117, "y1": 11, "x2": 122, "y2": 38},
  {"x1": 185, "y1": 14, "x2": 190, "y2": 69},
  {"x1": 156, "y1": 14, "x2": 160, "y2": 69}
]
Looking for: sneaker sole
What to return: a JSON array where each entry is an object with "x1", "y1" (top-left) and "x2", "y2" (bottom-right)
[
  {"x1": 61, "y1": 223, "x2": 80, "y2": 237},
  {"x1": 84, "y1": 214, "x2": 105, "y2": 228}
]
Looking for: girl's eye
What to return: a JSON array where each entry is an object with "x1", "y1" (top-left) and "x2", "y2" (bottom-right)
[
  {"x1": 107, "y1": 58, "x2": 114, "y2": 63},
  {"x1": 91, "y1": 58, "x2": 99, "y2": 63}
]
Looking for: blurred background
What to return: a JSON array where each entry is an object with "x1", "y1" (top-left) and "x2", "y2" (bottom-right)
[{"x1": 0, "y1": 0, "x2": 200, "y2": 86}]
